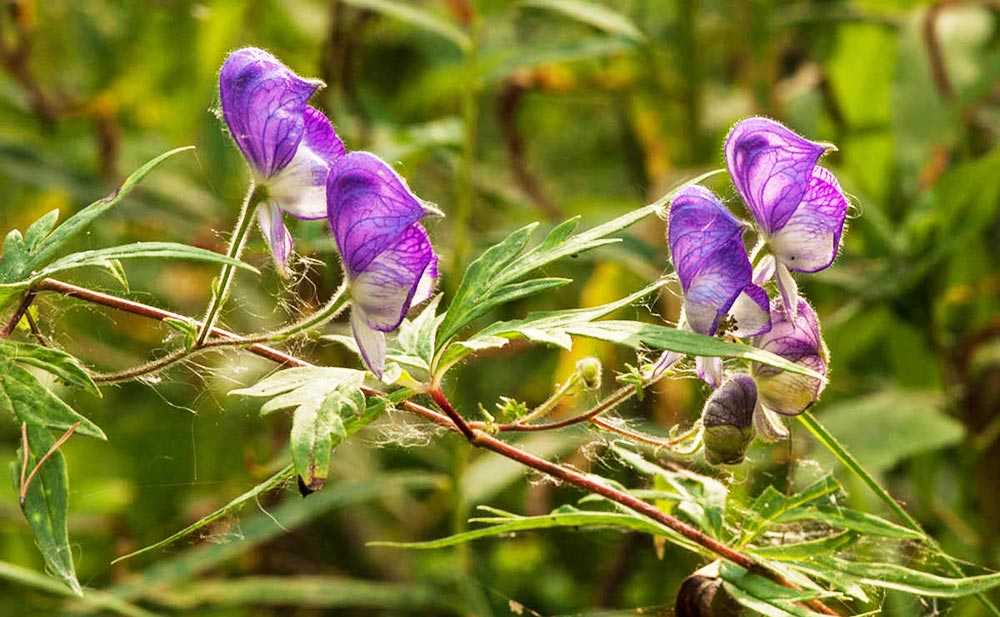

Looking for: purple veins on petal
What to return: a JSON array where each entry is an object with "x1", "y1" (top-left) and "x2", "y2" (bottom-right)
[
  {"x1": 328, "y1": 152, "x2": 429, "y2": 277},
  {"x1": 768, "y1": 166, "x2": 848, "y2": 273},
  {"x1": 752, "y1": 298, "x2": 827, "y2": 416},
  {"x1": 725, "y1": 117, "x2": 829, "y2": 235},
  {"x1": 219, "y1": 48, "x2": 321, "y2": 178},
  {"x1": 667, "y1": 185, "x2": 757, "y2": 337}
]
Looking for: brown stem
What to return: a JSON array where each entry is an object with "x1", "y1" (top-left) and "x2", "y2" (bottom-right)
[
  {"x1": 1, "y1": 290, "x2": 36, "y2": 337},
  {"x1": 498, "y1": 78, "x2": 562, "y2": 220},
  {"x1": 923, "y1": 1, "x2": 956, "y2": 102},
  {"x1": 19, "y1": 421, "x2": 80, "y2": 507},
  {"x1": 34, "y1": 278, "x2": 838, "y2": 615},
  {"x1": 485, "y1": 385, "x2": 636, "y2": 432}
]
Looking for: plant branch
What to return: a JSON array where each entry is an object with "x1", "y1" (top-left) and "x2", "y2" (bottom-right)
[
  {"x1": 32, "y1": 277, "x2": 836, "y2": 614},
  {"x1": 195, "y1": 182, "x2": 259, "y2": 346},
  {"x1": 0, "y1": 290, "x2": 36, "y2": 337}
]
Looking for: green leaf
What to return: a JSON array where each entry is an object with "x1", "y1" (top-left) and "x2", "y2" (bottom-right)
[
  {"x1": 0, "y1": 230, "x2": 29, "y2": 283},
  {"x1": 229, "y1": 367, "x2": 364, "y2": 399},
  {"x1": 440, "y1": 279, "x2": 668, "y2": 370},
  {"x1": 111, "y1": 464, "x2": 295, "y2": 564},
  {"x1": 110, "y1": 472, "x2": 446, "y2": 600},
  {"x1": 13, "y1": 424, "x2": 81, "y2": 595},
  {"x1": 438, "y1": 205, "x2": 659, "y2": 346},
  {"x1": 0, "y1": 341, "x2": 99, "y2": 396},
  {"x1": 22, "y1": 146, "x2": 195, "y2": 278},
  {"x1": 0, "y1": 560, "x2": 155, "y2": 616},
  {"x1": 815, "y1": 556, "x2": 1000, "y2": 598},
  {"x1": 339, "y1": 0, "x2": 471, "y2": 51},
  {"x1": 777, "y1": 506, "x2": 925, "y2": 541},
  {"x1": 520, "y1": 0, "x2": 645, "y2": 42},
  {"x1": 565, "y1": 320, "x2": 827, "y2": 380},
  {"x1": 396, "y1": 294, "x2": 443, "y2": 368},
  {"x1": 369, "y1": 506, "x2": 700, "y2": 553},
  {"x1": 291, "y1": 385, "x2": 364, "y2": 491},
  {"x1": 742, "y1": 476, "x2": 841, "y2": 543},
  {"x1": 749, "y1": 532, "x2": 857, "y2": 561},
  {"x1": 23, "y1": 209, "x2": 60, "y2": 253},
  {"x1": 36, "y1": 241, "x2": 259, "y2": 281},
  {"x1": 0, "y1": 364, "x2": 105, "y2": 439}
]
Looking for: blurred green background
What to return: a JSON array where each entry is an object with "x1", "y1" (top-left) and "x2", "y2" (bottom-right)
[{"x1": 0, "y1": 0, "x2": 998, "y2": 615}]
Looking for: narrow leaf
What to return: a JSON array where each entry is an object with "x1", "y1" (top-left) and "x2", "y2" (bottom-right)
[
  {"x1": 339, "y1": 0, "x2": 471, "y2": 50},
  {"x1": 520, "y1": 0, "x2": 645, "y2": 42},
  {"x1": 0, "y1": 364, "x2": 105, "y2": 439}
]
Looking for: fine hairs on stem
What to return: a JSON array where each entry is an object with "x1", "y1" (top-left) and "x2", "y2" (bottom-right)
[{"x1": 20, "y1": 276, "x2": 842, "y2": 615}]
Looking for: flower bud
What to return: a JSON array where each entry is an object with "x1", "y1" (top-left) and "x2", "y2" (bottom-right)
[
  {"x1": 752, "y1": 298, "x2": 828, "y2": 415},
  {"x1": 701, "y1": 374, "x2": 757, "y2": 465},
  {"x1": 676, "y1": 563, "x2": 741, "y2": 617},
  {"x1": 575, "y1": 357, "x2": 603, "y2": 390}
]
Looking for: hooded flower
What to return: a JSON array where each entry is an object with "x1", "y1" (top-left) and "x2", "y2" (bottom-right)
[
  {"x1": 752, "y1": 297, "x2": 828, "y2": 417},
  {"x1": 701, "y1": 374, "x2": 757, "y2": 465},
  {"x1": 327, "y1": 152, "x2": 439, "y2": 377},
  {"x1": 667, "y1": 185, "x2": 771, "y2": 386},
  {"x1": 219, "y1": 47, "x2": 346, "y2": 273},
  {"x1": 725, "y1": 117, "x2": 848, "y2": 317}
]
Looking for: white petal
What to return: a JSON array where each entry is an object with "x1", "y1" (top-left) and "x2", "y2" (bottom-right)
[
  {"x1": 351, "y1": 308, "x2": 386, "y2": 377},
  {"x1": 752, "y1": 255, "x2": 776, "y2": 286},
  {"x1": 256, "y1": 202, "x2": 293, "y2": 275},
  {"x1": 696, "y1": 356, "x2": 723, "y2": 388},
  {"x1": 775, "y1": 262, "x2": 799, "y2": 320},
  {"x1": 267, "y1": 144, "x2": 329, "y2": 219},
  {"x1": 753, "y1": 403, "x2": 789, "y2": 442}
]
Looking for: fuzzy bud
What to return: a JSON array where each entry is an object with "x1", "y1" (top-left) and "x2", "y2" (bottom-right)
[
  {"x1": 576, "y1": 357, "x2": 603, "y2": 390},
  {"x1": 676, "y1": 563, "x2": 741, "y2": 616},
  {"x1": 752, "y1": 298, "x2": 828, "y2": 416},
  {"x1": 702, "y1": 374, "x2": 757, "y2": 465}
]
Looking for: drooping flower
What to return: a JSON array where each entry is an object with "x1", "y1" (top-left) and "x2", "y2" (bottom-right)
[
  {"x1": 725, "y1": 117, "x2": 848, "y2": 317},
  {"x1": 752, "y1": 297, "x2": 828, "y2": 417},
  {"x1": 327, "y1": 151, "x2": 440, "y2": 377},
  {"x1": 219, "y1": 47, "x2": 346, "y2": 273},
  {"x1": 701, "y1": 374, "x2": 757, "y2": 465},
  {"x1": 667, "y1": 185, "x2": 771, "y2": 386}
]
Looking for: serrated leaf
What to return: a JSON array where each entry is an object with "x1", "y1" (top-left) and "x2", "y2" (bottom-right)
[
  {"x1": 749, "y1": 532, "x2": 857, "y2": 561},
  {"x1": 777, "y1": 506, "x2": 925, "y2": 540},
  {"x1": 742, "y1": 476, "x2": 841, "y2": 543},
  {"x1": 23, "y1": 209, "x2": 60, "y2": 252},
  {"x1": 291, "y1": 385, "x2": 364, "y2": 491},
  {"x1": 21, "y1": 146, "x2": 195, "y2": 278},
  {"x1": 230, "y1": 367, "x2": 365, "y2": 399},
  {"x1": 369, "y1": 507, "x2": 700, "y2": 553},
  {"x1": 520, "y1": 0, "x2": 645, "y2": 42},
  {"x1": 0, "y1": 341, "x2": 99, "y2": 396},
  {"x1": 339, "y1": 0, "x2": 470, "y2": 51},
  {"x1": 440, "y1": 279, "x2": 667, "y2": 370},
  {"x1": 815, "y1": 556, "x2": 1000, "y2": 598},
  {"x1": 36, "y1": 241, "x2": 259, "y2": 281},
  {"x1": 438, "y1": 206, "x2": 659, "y2": 346},
  {"x1": 14, "y1": 424, "x2": 81, "y2": 595},
  {"x1": 396, "y1": 295, "x2": 442, "y2": 368},
  {"x1": 566, "y1": 320, "x2": 827, "y2": 380},
  {"x1": 0, "y1": 364, "x2": 105, "y2": 439}
]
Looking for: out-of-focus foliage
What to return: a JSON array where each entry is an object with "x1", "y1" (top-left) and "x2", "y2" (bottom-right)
[{"x1": 0, "y1": 0, "x2": 998, "y2": 615}]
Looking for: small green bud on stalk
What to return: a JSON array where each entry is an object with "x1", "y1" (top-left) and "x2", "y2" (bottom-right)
[
  {"x1": 575, "y1": 357, "x2": 603, "y2": 390},
  {"x1": 702, "y1": 374, "x2": 757, "y2": 465}
]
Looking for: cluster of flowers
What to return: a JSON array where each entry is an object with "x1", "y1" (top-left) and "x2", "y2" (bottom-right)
[
  {"x1": 218, "y1": 49, "x2": 846, "y2": 464},
  {"x1": 665, "y1": 117, "x2": 849, "y2": 463},
  {"x1": 219, "y1": 48, "x2": 439, "y2": 377}
]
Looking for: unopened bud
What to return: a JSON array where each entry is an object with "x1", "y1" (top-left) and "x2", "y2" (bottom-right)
[
  {"x1": 752, "y1": 298, "x2": 828, "y2": 416},
  {"x1": 576, "y1": 357, "x2": 602, "y2": 390},
  {"x1": 702, "y1": 374, "x2": 756, "y2": 465},
  {"x1": 676, "y1": 562, "x2": 741, "y2": 616}
]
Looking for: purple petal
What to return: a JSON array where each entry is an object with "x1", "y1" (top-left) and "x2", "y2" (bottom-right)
[
  {"x1": 256, "y1": 203, "x2": 293, "y2": 275},
  {"x1": 668, "y1": 185, "x2": 752, "y2": 336},
  {"x1": 328, "y1": 152, "x2": 428, "y2": 277},
  {"x1": 728, "y1": 284, "x2": 771, "y2": 337},
  {"x1": 752, "y1": 298, "x2": 827, "y2": 415},
  {"x1": 349, "y1": 224, "x2": 436, "y2": 333},
  {"x1": 769, "y1": 166, "x2": 848, "y2": 273},
  {"x1": 219, "y1": 48, "x2": 321, "y2": 178},
  {"x1": 725, "y1": 117, "x2": 828, "y2": 235},
  {"x1": 303, "y1": 106, "x2": 346, "y2": 162}
]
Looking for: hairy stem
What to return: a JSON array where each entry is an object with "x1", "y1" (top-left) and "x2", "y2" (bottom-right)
[
  {"x1": 195, "y1": 182, "x2": 259, "y2": 346},
  {"x1": 33, "y1": 278, "x2": 837, "y2": 614},
  {"x1": 0, "y1": 290, "x2": 36, "y2": 337}
]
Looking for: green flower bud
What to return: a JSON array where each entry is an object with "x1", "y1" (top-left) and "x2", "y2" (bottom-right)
[
  {"x1": 702, "y1": 374, "x2": 757, "y2": 465},
  {"x1": 575, "y1": 357, "x2": 603, "y2": 390}
]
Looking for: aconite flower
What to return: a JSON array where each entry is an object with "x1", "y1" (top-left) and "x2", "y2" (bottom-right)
[
  {"x1": 667, "y1": 185, "x2": 771, "y2": 387},
  {"x1": 702, "y1": 374, "x2": 757, "y2": 465},
  {"x1": 725, "y1": 117, "x2": 848, "y2": 317},
  {"x1": 752, "y1": 297, "x2": 828, "y2": 416},
  {"x1": 327, "y1": 152, "x2": 440, "y2": 377},
  {"x1": 219, "y1": 47, "x2": 345, "y2": 273}
]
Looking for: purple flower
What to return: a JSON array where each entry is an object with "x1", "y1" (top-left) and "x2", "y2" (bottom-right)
[
  {"x1": 752, "y1": 297, "x2": 828, "y2": 416},
  {"x1": 667, "y1": 185, "x2": 771, "y2": 386},
  {"x1": 725, "y1": 117, "x2": 848, "y2": 316},
  {"x1": 220, "y1": 47, "x2": 345, "y2": 273},
  {"x1": 327, "y1": 152, "x2": 440, "y2": 376},
  {"x1": 701, "y1": 373, "x2": 758, "y2": 465}
]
